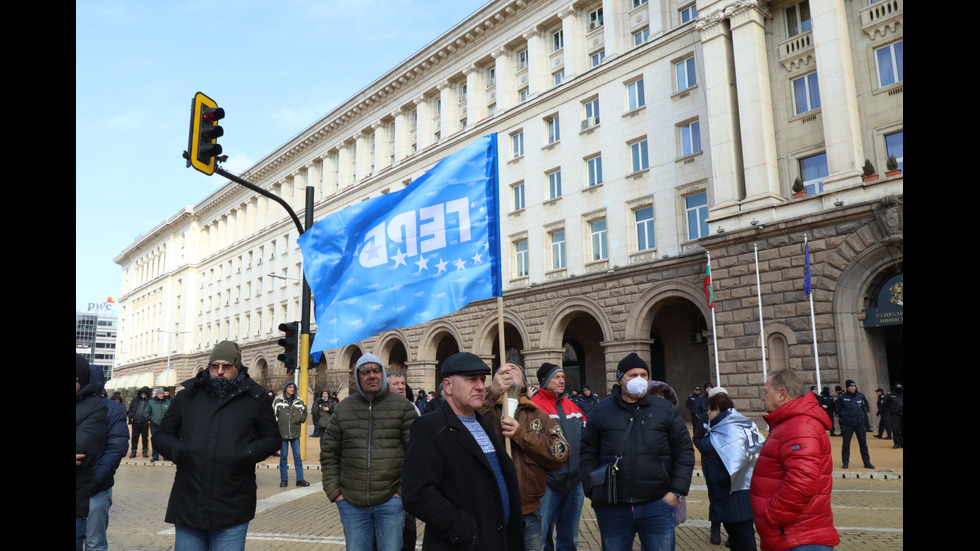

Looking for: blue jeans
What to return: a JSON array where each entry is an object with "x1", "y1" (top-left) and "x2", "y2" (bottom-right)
[
  {"x1": 85, "y1": 487, "x2": 112, "y2": 550},
  {"x1": 523, "y1": 508, "x2": 542, "y2": 551},
  {"x1": 76, "y1": 517, "x2": 86, "y2": 551},
  {"x1": 335, "y1": 495, "x2": 404, "y2": 551},
  {"x1": 174, "y1": 522, "x2": 249, "y2": 551},
  {"x1": 540, "y1": 483, "x2": 585, "y2": 551},
  {"x1": 279, "y1": 439, "x2": 305, "y2": 481},
  {"x1": 595, "y1": 499, "x2": 676, "y2": 551}
]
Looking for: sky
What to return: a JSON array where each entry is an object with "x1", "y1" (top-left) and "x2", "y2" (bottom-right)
[{"x1": 76, "y1": 0, "x2": 489, "y2": 314}]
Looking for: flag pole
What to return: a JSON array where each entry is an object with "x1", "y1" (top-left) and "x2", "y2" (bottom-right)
[
  {"x1": 754, "y1": 244, "x2": 767, "y2": 383},
  {"x1": 804, "y1": 235, "x2": 821, "y2": 389},
  {"x1": 497, "y1": 296, "x2": 512, "y2": 457},
  {"x1": 705, "y1": 252, "x2": 720, "y2": 386}
]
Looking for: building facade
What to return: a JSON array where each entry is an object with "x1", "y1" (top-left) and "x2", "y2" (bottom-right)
[
  {"x1": 76, "y1": 311, "x2": 119, "y2": 383},
  {"x1": 113, "y1": 0, "x2": 903, "y2": 412}
]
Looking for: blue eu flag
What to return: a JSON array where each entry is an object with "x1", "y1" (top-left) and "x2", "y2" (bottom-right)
[{"x1": 299, "y1": 134, "x2": 502, "y2": 353}]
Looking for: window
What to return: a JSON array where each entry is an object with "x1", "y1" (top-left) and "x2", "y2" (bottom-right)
[
  {"x1": 635, "y1": 206, "x2": 656, "y2": 251},
  {"x1": 512, "y1": 131, "x2": 525, "y2": 158},
  {"x1": 630, "y1": 139, "x2": 649, "y2": 172},
  {"x1": 550, "y1": 230, "x2": 566, "y2": 270},
  {"x1": 588, "y1": 7, "x2": 604, "y2": 30},
  {"x1": 487, "y1": 67, "x2": 496, "y2": 86},
  {"x1": 785, "y1": 1, "x2": 812, "y2": 37},
  {"x1": 633, "y1": 27, "x2": 650, "y2": 46},
  {"x1": 518, "y1": 49, "x2": 529, "y2": 70},
  {"x1": 514, "y1": 240, "x2": 529, "y2": 277},
  {"x1": 632, "y1": 0, "x2": 648, "y2": 8},
  {"x1": 583, "y1": 98, "x2": 600, "y2": 127},
  {"x1": 875, "y1": 40, "x2": 903, "y2": 87},
  {"x1": 680, "y1": 3, "x2": 698, "y2": 23},
  {"x1": 547, "y1": 115, "x2": 561, "y2": 143},
  {"x1": 512, "y1": 182, "x2": 526, "y2": 210},
  {"x1": 675, "y1": 57, "x2": 696, "y2": 91},
  {"x1": 590, "y1": 219, "x2": 608, "y2": 261},
  {"x1": 519, "y1": 87, "x2": 529, "y2": 103},
  {"x1": 548, "y1": 170, "x2": 563, "y2": 199},
  {"x1": 792, "y1": 72, "x2": 821, "y2": 115},
  {"x1": 591, "y1": 50, "x2": 605, "y2": 67},
  {"x1": 799, "y1": 153, "x2": 828, "y2": 195},
  {"x1": 680, "y1": 120, "x2": 701, "y2": 157},
  {"x1": 885, "y1": 131, "x2": 903, "y2": 171},
  {"x1": 554, "y1": 70, "x2": 565, "y2": 86},
  {"x1": 685, "y1": 193, "x2": 709, "y2": 240},
  {"x1": 460, "y1": 84, "x2": 467, "y2": 101},
  {"x1": 627, "y1": 78, "x2": 645, "y2": 110},
  {"x1": 553, "y1": 29, "x2": 564, "y2": 52},
  {"x1": 587, "y1": 155, "x2": 603, "y2": 187}
]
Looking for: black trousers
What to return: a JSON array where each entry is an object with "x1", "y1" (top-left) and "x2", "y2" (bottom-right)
[
  {"x1": 841, "y1": 423, "x2": 871, "y2": 466},
  {"x1": 131, "y1": 422, "x2": 149, "y2": 451}
]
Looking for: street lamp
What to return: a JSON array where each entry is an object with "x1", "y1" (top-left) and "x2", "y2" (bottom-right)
[{"x1": 154, "y1": 328, "x2": 189, "y2": 388}]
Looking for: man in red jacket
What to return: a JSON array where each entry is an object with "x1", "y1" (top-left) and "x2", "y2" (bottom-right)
[{"x1": 750, "y1": 370, "x2": 839, "y2": 551}]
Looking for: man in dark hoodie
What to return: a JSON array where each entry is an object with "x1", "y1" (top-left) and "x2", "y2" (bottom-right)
[
  {"x1": 76, "y1": 355, "x2": 108, "y2": 551},
  {"x1": 127, "y1": 386, "x2": 151, "y2": 458},
  {"x1": 273, "y1": 381, "x2": 310, "y2": 487},
  {"x1": 84, "y1": 359, "x2": 129, "y2": 551}
]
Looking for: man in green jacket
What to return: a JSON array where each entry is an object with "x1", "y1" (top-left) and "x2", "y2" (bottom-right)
[
  {"x1": 144, "y1": 388, "x2": 170, "y2": 462},
  {"x1": 321, "y1": 353, "x2": 417, "y2": 551}
]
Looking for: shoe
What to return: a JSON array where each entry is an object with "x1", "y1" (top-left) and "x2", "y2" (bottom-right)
[
  {"x1": 710, "y1": 522, "x2": 721, "y2": 545},
  {"x1": 864, "y1": 463, "x2": 875, "y2": 469},
  {"x1": 142, "y1": 450, "x2": 149, "y2": 458},
  {"x1": 280, "y1": 480, "x2": 288, "y2": 487},
  {"x1": 884, "y1": 436, "x2": 892, "y2": 440},
  {"x1": 151, "y1": 458, "x2": 157, "y2": 463},
  {"x1": 296, "y1": 480, "x2": 310, "y2": 487},
  {"x1": 842, "y1": 463, "x2": 848, "y2": 469},
  {"x1": 873, "y1": 435, "x2": 882, "y2": 439},
  {"x1": 829, "y1": 432, "x2": 837, "y2": 437},
  {"x1": 892, "y1": 445, "x2": 900, "y2": 449},
  {"x1": 129, "y1": 450, "x2": 136, "y2": 458},
  {"x1": 272, "y1": 452, "x2": 280, "y2": 457}
]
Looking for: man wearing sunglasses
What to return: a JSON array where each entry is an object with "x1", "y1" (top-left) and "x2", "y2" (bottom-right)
[{"x1": 152, "y1": 340, "x2": 280, "y2": 551}]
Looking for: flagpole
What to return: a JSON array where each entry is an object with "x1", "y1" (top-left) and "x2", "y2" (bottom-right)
[
  {"x1": 804, "y1": 235, "x2": 821, "y2": 389},
  {"x1": 497, "y1": 296, "x2": 512, "y2": 457},
  {"x1": 754, "y1": 244, "x2": 767, "y2": 383},
  {"x1": 705, "y1": 252, "x2": 720, "y2": 386}
]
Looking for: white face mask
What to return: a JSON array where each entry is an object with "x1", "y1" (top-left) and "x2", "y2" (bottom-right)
[{"x1": 625, "y1": 377, "x2": 648, "y2": 398}]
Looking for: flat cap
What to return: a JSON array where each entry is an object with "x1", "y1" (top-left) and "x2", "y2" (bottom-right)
[{"x1": 441, "y1": 352, "x2": 491, "y2": 377}]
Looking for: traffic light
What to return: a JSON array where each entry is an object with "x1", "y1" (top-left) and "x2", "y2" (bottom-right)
[
  {"x1": 278, "y1": 321, "x2": 299, "y2": 371},
  {"x1": 186, "y1": 91, "x2": 225, "y2": 175}
]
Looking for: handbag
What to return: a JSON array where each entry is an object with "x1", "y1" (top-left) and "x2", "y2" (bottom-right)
[{"x1": 586, "y1": 413, "x2": 636, "y2": 508}]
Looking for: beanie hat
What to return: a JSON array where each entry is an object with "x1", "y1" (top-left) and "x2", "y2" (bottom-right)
[
  {"x1": 708, "y1": 385, "x2": 728, "y2": 398},
  {"x1": 616, "y1": 353, "x2": 649, "y2": 381},
  {"x1": 210, "y1": 341, "x2": 243, "y2": 369},
  {"x1": 76, "y1": 354, "x2": 91, "y2": 387},
  {"x1": 536, "y1": 363, "x2": 562, "y2": 389}
]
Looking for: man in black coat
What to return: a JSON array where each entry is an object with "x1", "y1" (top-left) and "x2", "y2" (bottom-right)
[
  {"x1": 152, "y1": 341, "x2": 280, "y2": 550},
  {"x1": 77, "y1": 355, "x2": 108, "y2": 551},
  {"x1": 402, "y1": 352, "x2": 524, "y2": 550},
  {"x1": 835, "y1": 379, "x2": 874, "y2": 469}
]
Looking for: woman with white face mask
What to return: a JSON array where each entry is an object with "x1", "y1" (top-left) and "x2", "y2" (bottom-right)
[{"x1": 580, "y1": 353, "x2": 696, "y2": 551}]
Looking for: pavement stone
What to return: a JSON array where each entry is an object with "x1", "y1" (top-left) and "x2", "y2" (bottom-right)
[{"x1": 105, "y1": 424, "x2": 901, "y2": 550}]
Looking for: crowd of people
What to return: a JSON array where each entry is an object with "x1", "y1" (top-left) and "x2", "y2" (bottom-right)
[{"x1": 77, "y1": 341, "x2": 901, "y2": 551}]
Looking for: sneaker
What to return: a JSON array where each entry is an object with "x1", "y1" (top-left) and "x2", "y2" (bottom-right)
[{"x1": 296, "y1": 480, "x2": 311, "y2": 487}]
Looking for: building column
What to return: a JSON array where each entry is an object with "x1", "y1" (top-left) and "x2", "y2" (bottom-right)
[
  {"x1": 811, "y1": 0, "x2": 864, "y2": 188},
  {"x1": 392, "y1": 109, "x2": 409, "y2": 162},
  {"x1": 323, "y1": 151, "x2": 339, "y2": 197},
  {"x1": 523, "y1": 26, "x2": 546, "y2": 97},
  {"x1": 414, "y1": 95, "x2": 433, "y2": 150},
  {"x1": 306, "y1": 159, "x2": 321, "y2": 202},
  {"x1": 372, "y1": 121, "x2": 391, "y2": 172},
  {"x1": 492, "y1": 48, "x2": 514, "y2": 111},
  {"x1": 337, "y1": 142, "x2": 352, "y2": 189},
  {"x1": 438, "y1": 82, "x2": 456, "y2": 139},
  {"x1": 729, "y1": 1, "x2": 781, "y2": 208},
  {"x1": 464, "y1": 65, "x2": 482, "y2": 123},
  {"x1": 601, "y1": 0, "x2": 626, "y2": 58},
  {"x1": 558, "y1": 7, "x2": 582, "y2": 79},
  {"x1": 354, "y1": 131, "x2": 370, "y2": 183},
  {"x1": 698, "y1": 13, "x2": 744, "y2": 216},
  {"x1": 292, "y1": 169, "x2": 307, "y2": 213}
]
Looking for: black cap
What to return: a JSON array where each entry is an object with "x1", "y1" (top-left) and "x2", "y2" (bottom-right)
[
  {"x1": 845, "y1": 379, "x2": 856, "y2": 387},
  {"x1": 536, "y1": 363, "x2": 562, "y2": 388},
  {"x1": 441, "y1": 352, "x2": 491, "y2": 377}
]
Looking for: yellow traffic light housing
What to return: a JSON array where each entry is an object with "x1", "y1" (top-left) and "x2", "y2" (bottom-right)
[{"x1": 186, "y1": 92, "x2": 225, "y2": 175}]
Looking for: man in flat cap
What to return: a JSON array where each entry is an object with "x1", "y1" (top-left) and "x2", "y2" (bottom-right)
[
  {"x1": 152, "y1": 340, "x2": 281, "y2": 550},
  {"x1": 402, "y1": 352, "x2": 524, "y2": 550}
]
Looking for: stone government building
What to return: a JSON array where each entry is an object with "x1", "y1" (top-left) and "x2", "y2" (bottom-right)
[{"x1": 113, "y1": 0, "x2": 903, "y2": 417}]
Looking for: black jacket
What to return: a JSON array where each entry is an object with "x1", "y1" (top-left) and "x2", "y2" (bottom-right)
[
  {"x1": 835, "y1": 391, "x2": 869, "y2": 426},
  {"x1": 152, "y1": 371, "x2": 280, "y2": 530},
  {"x1": 402, "y1": 401, "x2": 524, "y2": 550},
  {"x1": 580, "y1": 385, "x2": 695, "y2": 506},
  {"x1": 76, "y1": 376, "x2": 108, "y2": 518}
]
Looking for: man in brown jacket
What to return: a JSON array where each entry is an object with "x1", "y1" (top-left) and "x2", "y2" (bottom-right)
[{"x1": 480, "y1": 362, "x2": 569, "y2": 550}]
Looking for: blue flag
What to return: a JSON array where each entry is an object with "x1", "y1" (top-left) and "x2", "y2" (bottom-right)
[
  {"x1": 299, "y1": 134, "x2": 502, "y2": 353},
  {"x1": 803, "y1": 241, "x2": 812, "y2": 297}
]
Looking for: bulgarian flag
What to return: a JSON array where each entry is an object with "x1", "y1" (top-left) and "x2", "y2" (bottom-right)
[{"x1": 704, "y1": 261, "x2": 713, "y2": 308}]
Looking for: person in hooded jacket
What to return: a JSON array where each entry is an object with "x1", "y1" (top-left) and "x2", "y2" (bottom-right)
[
  {"x1": 76, "y1": 355, "x2": 108, "y2": 551},
  {"x1": 274, "y1": 381, "x2": 310, "y2": 487},
  {"x1": 127, "y1": 386, "x2": 151, "y2": 458},
  {"x1": 320, "y1": 353, "x2": 418, "y2": 551},
  {"x1": 152, "y1": 340, "x2": 281, "y2": 550},
  {"x1": 750, "y1": 370, "x2": 839, "y2": 551},
  {"x1": 84, "y1": 360, "x2": 129, "y2": 551},
  {"x1": 145, "y1": 388, "x2": 170, "y2": 462}
]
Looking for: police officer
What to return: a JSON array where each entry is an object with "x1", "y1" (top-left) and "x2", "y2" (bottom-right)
[{"x1": 835, "y1": 380, "x2": 874, "y2": 469}]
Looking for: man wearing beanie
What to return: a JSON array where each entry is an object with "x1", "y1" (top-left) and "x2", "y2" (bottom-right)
[
  {"x1": 152, "y1": 340, "x2": 281, "y2": 550},
  {"x1": 835, "y1": 380, "x2": 874, "y2": 469},
  {"x1": 321, "y1": 353, "x2": 418, "y2": 551},
  {"x1": 144, "y1": 388, "x2": 170, "y2": 462},
  {"x1": 532, "y1": 363, "x2": 587, "y2": 551},
  {"x1": 477, "y1": 362, "x2": 569, "y2": 551},
  {"x1": 274, "y1": 381, "x2": 310, "y2": 487},
  {"x1": 580, "y1": 352, "x2": 695, "y2": 551}
]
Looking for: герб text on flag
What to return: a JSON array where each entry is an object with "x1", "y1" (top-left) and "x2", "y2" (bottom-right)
[{"x1": 298, "y1": 134, "x2": 502, "y2": 353}]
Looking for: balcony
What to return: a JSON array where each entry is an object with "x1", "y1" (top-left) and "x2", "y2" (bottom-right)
[
  {"x1": 777, "y1": 30, "x2": 814, "y2": 72},
  {"x1": 861, "y1": 0, "x2": 903, "y2": 40}
]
